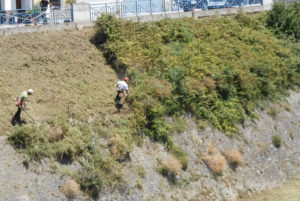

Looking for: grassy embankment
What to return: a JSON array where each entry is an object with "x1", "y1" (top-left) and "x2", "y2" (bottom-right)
[
  {"x1": 95, "y1": 3, "x2": 300, "y2": 145},
  {"x1": 4, "y1": 2, "x2": 300, "y2": 198}
]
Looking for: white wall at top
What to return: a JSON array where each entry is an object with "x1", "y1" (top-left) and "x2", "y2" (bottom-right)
[
  {"x1": 263, "y1": 0, "x2": 274, "y2": 5},
  {"x1": 1, "y1": 0, "x2": 14, "y2": 10},
  {"x1": 0, "y1": 0, "x2": 33, "y2": 10},
  {"x1": 21, "y1": 0, "x2": 33, "y2": 9}
]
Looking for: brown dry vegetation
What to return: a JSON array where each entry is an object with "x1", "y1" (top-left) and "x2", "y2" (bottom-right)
[
  {"x1": 163, "y1": 154, "x2": 182, "y2": 174},
  {"x1": 0, "y1": 28, "x2": 125, "y2": 135},
  {"x1": 223, "y1": 149, "x2": 242, "y2": 166},
  {"x1": 203, "y1": 153, "x2": 226, "y2": 175},
  {"x1": 60, "y1": 179, "x2": 80, "y2": 198},
  {"x1": 207, "y1": 142, "x2": 216, "y2": 154},
  {"x1": 47, "y1": 126, "x2": 64, "y2": 142}
]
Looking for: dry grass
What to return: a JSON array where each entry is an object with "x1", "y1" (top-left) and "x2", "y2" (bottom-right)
[
  {"x1": 0, "y1": 28, "x2": 126, "y2": 134},
  {"x1": 267, "y1": 105, "x2": 281, "y2": 119},
  {"x1": 207, "y1": 142, "x2": 216, "y2": 154},
  {"x1": 203, "y1": 153, "x2": 226, "y2": 175},
  {"x1": 162, "y1": 154, "x2": 182, "y2": 174},
  {"x1": 204, "y1": 77, "x2": 216, "y2": 89},
  {"x1": 223, "y1": 149, "x2": 242, "y2": 166},
  {"x1": 60, "y1": 179, "x2": 80, "y2": 198},
  {"x1": 281, "y1": 103, "x2": 292, "y2": 112},
  {"x1": 47, "y1": 127, "x2": 64, "y2": 143}
]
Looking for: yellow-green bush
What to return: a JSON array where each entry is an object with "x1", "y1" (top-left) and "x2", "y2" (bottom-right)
[{"x1": 95, "y1": 13, "x2": 300, "y2": 142}]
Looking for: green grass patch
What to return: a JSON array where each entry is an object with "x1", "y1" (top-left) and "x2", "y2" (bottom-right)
[{"x1": 272, "y1": 135, "x2": 282, "y2": 148}]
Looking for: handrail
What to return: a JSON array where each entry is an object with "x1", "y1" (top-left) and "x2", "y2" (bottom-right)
[{"x1": 0, "y1": 6, "x2": 72, "y2": 26}]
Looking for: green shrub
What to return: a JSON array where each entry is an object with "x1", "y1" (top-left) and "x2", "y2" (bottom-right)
[
  {"x1": 266, "y1": 2, "x2": 300, "y2": 40},
  {"x1": 95, "y1": 14, "x2": 299, "y2": 142},
  {"x1": 78, "y1": 168, "x2": 103, "y2": 198},
  {"x1": 272, "y1": 135, "x2": 282, "y2": 148},
  {"x1": 8, "y1": 126, "x2": 46, "y2": 149}
]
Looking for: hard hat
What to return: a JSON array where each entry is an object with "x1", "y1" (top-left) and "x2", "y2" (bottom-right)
[
  {"x1": 27, "y1": 89, "x2": 33, "y2": 94},
  {"x1": 124, "y1": 77, "x2": 129, "y2": 81}
]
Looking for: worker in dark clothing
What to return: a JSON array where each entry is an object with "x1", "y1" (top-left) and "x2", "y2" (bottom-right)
[
  {"x1": 11, "y1": 89, "x2": 33, "y2": 126},
  {"x1": 40, "y1": 0, "x2": 52, "y2": 23}
]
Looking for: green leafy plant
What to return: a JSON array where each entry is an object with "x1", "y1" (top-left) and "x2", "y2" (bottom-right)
[
  {"x1": 272, "y1": 135, "x2": 282, "y2": 148},
  {"x1": 78, "y1": 168, "x2": 103, "y2": 199}
]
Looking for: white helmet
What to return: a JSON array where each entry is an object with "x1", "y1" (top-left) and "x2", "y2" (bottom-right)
[{"x1": 27, "y1": 89, "x2": 33, "y2": 94}]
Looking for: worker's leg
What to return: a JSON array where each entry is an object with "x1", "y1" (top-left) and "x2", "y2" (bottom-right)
[{"x1": 11, "y1": 106, "x2": 22, "y2": 126}]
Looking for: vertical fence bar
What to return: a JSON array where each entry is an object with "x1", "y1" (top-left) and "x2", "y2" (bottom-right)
[{"x1": 135, "y1": 0, "x2": 138, "y2": 16}]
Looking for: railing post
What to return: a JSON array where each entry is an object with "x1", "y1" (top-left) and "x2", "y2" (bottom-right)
[
  {"x1": 71, "y1": 3, "x2": 74, "y2": 22},
  {"x1": 89, "y1": 4, "x2": 92, "y2": 21},
  {"x1": 135, "y1": 0, "x2": 138, "y2": 16},
  {"x1": 105, "y1": 3, "x2": 108, "y2": 14}
]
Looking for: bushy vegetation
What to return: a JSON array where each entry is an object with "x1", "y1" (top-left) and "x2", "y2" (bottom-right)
[
  {"x1": 266, "y1": 1, "x2": 300, "y2": 40},
  {"x1": 8, "y1": 119, "x2": 121, "y2": 196},
  {"x1": 95, "y1": 13, "x2": 300, "y2": 146}
]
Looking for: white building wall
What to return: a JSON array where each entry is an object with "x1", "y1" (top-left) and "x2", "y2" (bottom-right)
[
  {"x1": 2, "y1": 0, "x2": 13, "y2": 9},
  {"x1": 263, "y1": 0, "x2": 274, "y2": 5},
  {"x1": 0, "y1": 0, "x2": 32, "y2": 10},
  {"x1": 21, "y1": 0, "x2": 32, "y2": 9}
]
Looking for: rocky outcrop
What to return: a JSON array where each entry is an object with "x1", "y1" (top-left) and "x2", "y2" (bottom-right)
[{"x1": 115, "y1": 91, "x2": 300, "y2": 201}]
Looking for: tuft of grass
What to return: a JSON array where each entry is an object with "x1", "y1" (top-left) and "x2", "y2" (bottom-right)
[
  {"x1": 281, "y1": 103, "x2": 291, "y2": 112},
  {"x1": 203, "y1": 153, "x2": 226, "y2": 175},
  {"x1": 136, "y1": 166, "x2": 146, "y2": 178},
  {"x1": 61, "y1": 179, "x2": 80, "y2": 199},
  {"x1": 8, "y1": 125, "x2": 46, "y2": 149},
  {"x1": 158, "y1": 154, "x2": 182, "y2": 184},
  {"x1": 171, "y1": 116, "x2": 186, "y2": 133},
  {"x1": 207, "y1": 142, "x2": 216, "y2": 155},
  {"x1": 272, "y1": 135, "x2": 282, "y2": 148},
  {"x1": 223, "y1": 149, "x2": 242, "y2": 169},
  {"x1": 267, "y1": 106, "x2": 280, "y2": 119},
  {"x1": 47, "y1": 127, "x2": 64, "y2": 143},
  {"x1": 77, "y1": 168, "x2": 103, "y2": 199},
  {"x1": 170, "y1": 146, "x2": 188, "y2": 170}
]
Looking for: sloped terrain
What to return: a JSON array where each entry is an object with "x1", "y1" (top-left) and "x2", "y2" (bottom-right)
[
  {"x1": 1, "y1": 4, "x2": 300, "y2": 200},
  {"x1": 0, "y1": 135, "x2": 69, "y2": 201},
  {"x1": 0, "y1": 28, "x2": 121, "y2": 135}
]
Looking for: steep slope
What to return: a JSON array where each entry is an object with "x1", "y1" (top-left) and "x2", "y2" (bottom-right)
[
  {"x1": 0, "y1": 28, "x2": 121, "y2": 135},
  {"x1": 1, "y1": 6, "x2": 300, "y2": 201},
  {"x1": 0, "y1": 135, "x2": 69, "y2": 201}
]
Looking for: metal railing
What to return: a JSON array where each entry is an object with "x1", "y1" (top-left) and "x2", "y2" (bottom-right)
[
  {"x1": 0, "y1": 6, "x2": 72, "y2": 26},
  {"x1": 90, "y1": 0, "x2": 262, "y2": 20}
]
